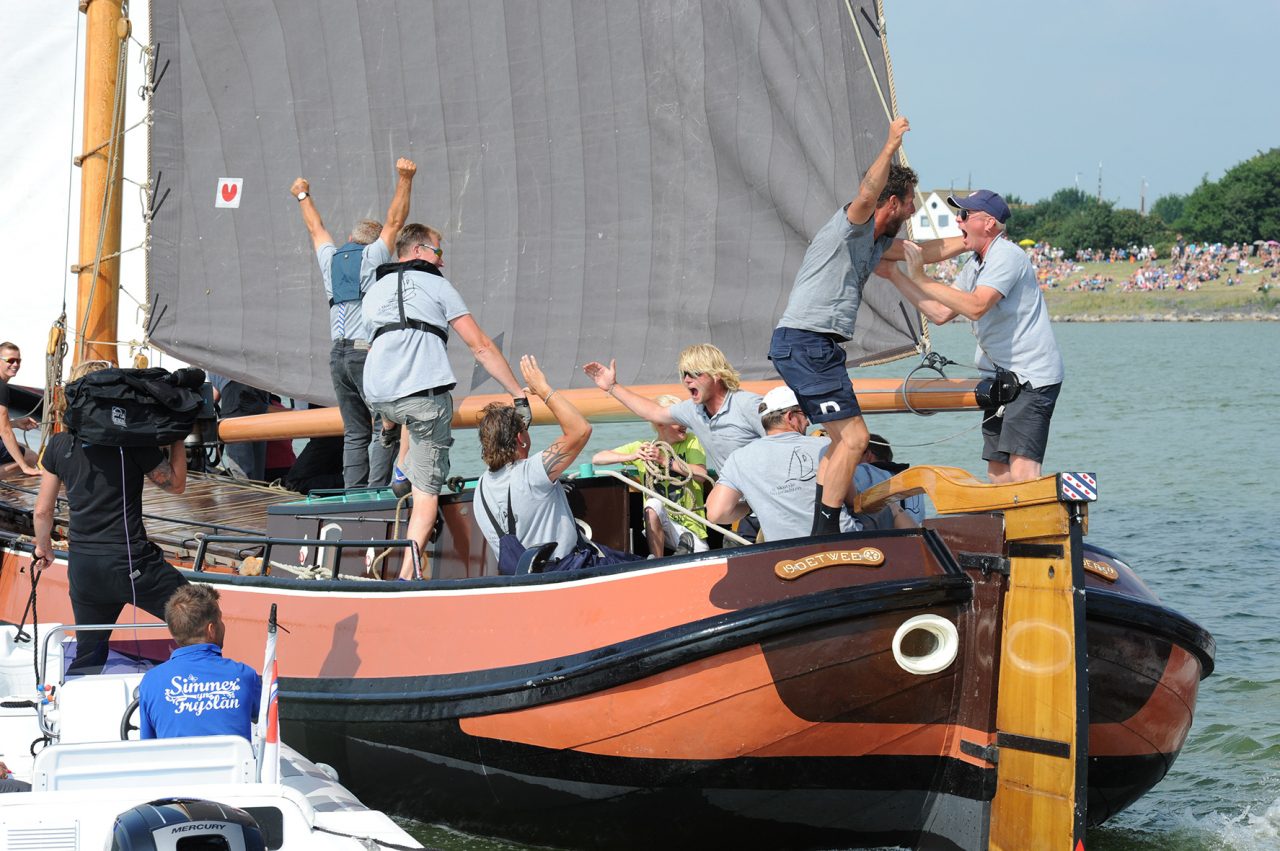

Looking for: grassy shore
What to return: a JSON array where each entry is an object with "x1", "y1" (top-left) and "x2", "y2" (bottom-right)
[{"x1": 1036, "y1": 259, "x2": 1280, "y2": 321}]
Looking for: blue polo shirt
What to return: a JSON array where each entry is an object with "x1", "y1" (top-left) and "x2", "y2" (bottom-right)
[{"x1": 138, "y1": 644, "x2": 262, "y2": 741}]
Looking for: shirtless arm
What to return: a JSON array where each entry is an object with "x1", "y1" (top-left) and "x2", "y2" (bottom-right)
[
  {"x1": 582, "y1": 360, "x2": 677, "y2": 425},
  {"x1": 289, "y1": 178, "x2": 334, "y2": 250},
  {"x1": 0, "y1": 408, "x2": 37, "y2": 475},
  {"x1": 146, "y1": 441, "x2": 187, "y2": 495},
  {"x1": 705, "y1": 483, "x2": 750, "y2": 526},
  {"x1": 522, "y1": 355, "x2": 591, "y2": 482},
  {"x1": 32, "y1": 469, "x2": 60, "y2": 568},
  {"x1": 378, "y1": 158, "x2": 417, "y2": 252},
  {"x1": 450, "y1": 314, "x2": 525, "y2": 398},
  {"x1": 846, "y1": 116, "x2": 909, "y2": 226}
]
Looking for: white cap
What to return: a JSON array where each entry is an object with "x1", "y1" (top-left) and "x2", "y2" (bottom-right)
[{"x1": 759, "y1": 385, "x2": 800, "y2": 417}]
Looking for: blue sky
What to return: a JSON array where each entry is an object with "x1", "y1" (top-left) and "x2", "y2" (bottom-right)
[{"x1": 887, "y1": 1, "x2": 1279, "y2": 211}]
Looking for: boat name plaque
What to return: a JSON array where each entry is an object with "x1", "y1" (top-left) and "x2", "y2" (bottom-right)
[
  {"x1": 1083, "y1": 558, "x2": 1119, "y2": 581},
  {"x1": 775, "y1": 548, "x2": 885, "y2": 580}
]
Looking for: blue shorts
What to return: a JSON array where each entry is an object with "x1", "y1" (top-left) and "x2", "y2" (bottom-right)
[{"x1": 768, "y1": 327, "x2": 861, "y2": 424}]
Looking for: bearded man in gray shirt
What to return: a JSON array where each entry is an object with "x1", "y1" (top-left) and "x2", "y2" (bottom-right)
[{"x1": 769, "y1": 116, "x2": 964, "y2": 536}]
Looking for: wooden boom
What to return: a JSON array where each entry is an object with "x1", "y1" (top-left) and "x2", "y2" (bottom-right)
[{"x1": 216, "y1": 377, "x2": 981, "y2": 442}]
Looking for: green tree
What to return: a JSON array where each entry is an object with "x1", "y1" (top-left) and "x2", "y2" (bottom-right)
[
  {"x1": 1150, "y1": 193, "x2": 1185, "y2": 226},
  {"x1": 1180, "y1": 149, "x2": 1280, "y2": 243}
]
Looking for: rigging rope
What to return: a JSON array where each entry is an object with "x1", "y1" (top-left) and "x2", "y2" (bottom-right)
[{"x1": 638, "y1": 440, "x2": 692, "y2": 491}]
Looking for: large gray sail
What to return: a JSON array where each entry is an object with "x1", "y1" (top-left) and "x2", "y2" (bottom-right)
[{"x1": 148, "y1": 0, "x2": 921, "y2": 404}]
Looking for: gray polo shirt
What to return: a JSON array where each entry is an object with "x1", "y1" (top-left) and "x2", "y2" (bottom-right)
[
  {"x1": 667, "y1": 390, "x2": 766, "y2": 472},
  {"x1": 477, "y1": 459, "x2": 579, "y2": 561},
  {"x1": 777, "y1": 207, "x2": 895, "y2": 342},
  {"x1": 362, "y1": 241, "x2": 470, "y2": 404},
  {"x1": 717, "y1": 431, "x2": 833, "y2": 543},
  {"x1": 957, "y1": 236, "x2": 1064, "y2": 388},
  {"x1": 315, "y1": 240, "x2": 383, "y2": 342}
]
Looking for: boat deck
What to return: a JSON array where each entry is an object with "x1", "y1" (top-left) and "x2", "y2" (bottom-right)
[{"x1": 0, "y1": 471, "x2": 299, "y2": 565}]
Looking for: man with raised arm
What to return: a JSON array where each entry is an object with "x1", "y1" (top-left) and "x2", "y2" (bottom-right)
[
  {"x1": 362, "y1": 223, "x2": 529, "y2": 580},
  {"x1": 878, "y1": 190, "x2": 1064, "y2": 483},
  {"x1": 768, "y1": 116, "x2": 964, "y2": 535},
  {"x1": 0, "y1": 342, "x2": 40, "y2": 477},
  {"x1": 290, "y1": 157, "x2": 416, "y2": 488},
  {"x1": 583, "y1": 343, "x2": 765, "y2": 476},
  {"x1": 32, "y1": 361, "x2": 189, "y2": 673}
]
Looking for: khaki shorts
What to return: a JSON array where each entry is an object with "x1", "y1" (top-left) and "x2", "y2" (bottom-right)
[{"x1": 383, "y1": 393, "x2": 454, "y2": 494}]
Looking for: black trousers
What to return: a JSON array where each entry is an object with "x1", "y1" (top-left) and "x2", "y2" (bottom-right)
[{"x1": 67, "y1": 543, "x2": 188, "y2": 673}]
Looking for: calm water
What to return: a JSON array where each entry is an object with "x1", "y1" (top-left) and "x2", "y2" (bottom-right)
[{"x1": 403, "y1": 321, "x2": 1280, "y2": 851}]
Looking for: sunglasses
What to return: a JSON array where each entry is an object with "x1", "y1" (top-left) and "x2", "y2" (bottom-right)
[
  {"x1": 957, "y1": 209, "x2": 989, "y2": 222},
  {"x1": 3, "y1": 357, "x2": 19, "y2": 366},
  {"x1": 418, "y1": 243, "x2": 443, "y2": 260},
  {"x1": 681, "y1": 370, "x2": 703, "y2": 380}
]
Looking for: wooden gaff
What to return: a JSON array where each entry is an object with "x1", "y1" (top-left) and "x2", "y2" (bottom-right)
[{"x1": 215, "y1": 376, "x2": 982, "y2": 442}]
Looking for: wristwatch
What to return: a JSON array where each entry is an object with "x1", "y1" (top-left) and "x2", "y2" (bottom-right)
[{"x1": 295, "y1": 191, "x2": 308, "y2": 202}]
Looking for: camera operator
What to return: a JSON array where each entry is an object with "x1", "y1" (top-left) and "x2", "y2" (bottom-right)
[{"x1": 32, "y1": 361, "x2": 190, "y2": 673}]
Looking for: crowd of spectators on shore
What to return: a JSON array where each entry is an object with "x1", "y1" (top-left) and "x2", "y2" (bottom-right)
[{"x1": 921, "y1": 239, "x2": 1280, "y2": 294}]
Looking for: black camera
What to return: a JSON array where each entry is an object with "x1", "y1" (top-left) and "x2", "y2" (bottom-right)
[{"x1": 975, "y1": 367, "x2": 1022, "y2": 409}]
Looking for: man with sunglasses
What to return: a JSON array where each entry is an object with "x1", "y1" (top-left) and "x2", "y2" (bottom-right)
[
  {"x1": 290, "y1": 157, "x2": 415, "y2": 489},
  {"x1": 769, "y1": 117, "x2": 965, "y2": 535},
  {"x1": 879, "y1": 190, "x2": 1064, "y2": 483},
  {"x1": 362, "y1": 222, "x2": 529, "y2": 579},
  {"x1": 584, "y1": 343, "x2": 765, "y2": 475},
  {"x1": 0, "y1": 342, "x2": 40, "y2": 477}
]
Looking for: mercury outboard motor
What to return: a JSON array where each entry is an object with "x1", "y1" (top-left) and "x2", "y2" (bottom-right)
[{"x1": 110, "y1": 798, "x2": 265, "y2": 851}]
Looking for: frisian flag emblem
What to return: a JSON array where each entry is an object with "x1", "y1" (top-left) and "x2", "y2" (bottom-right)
[{"x1": 1058, "y1": 472, "x2": 1098, "y2": 502}]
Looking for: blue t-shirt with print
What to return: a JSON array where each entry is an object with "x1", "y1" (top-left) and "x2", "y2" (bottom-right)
[{"x1": 138, "y1": 644, "x2": 262, "y2": 741}]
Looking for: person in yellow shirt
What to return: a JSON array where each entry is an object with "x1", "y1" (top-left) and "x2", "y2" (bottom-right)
[{"x1": 593, "y1": 395, "x2": 711, "y2": 557}]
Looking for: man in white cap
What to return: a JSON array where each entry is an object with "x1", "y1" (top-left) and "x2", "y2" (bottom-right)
[
  {"x1": 706, "y1": 386, "x2": 834, "y2": 543},
  {"x1": 879, "y1": 189, "x2": 1064, "y2": 483}
]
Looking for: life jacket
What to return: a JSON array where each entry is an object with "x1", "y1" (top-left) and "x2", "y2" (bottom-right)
[
  {"x1": 369, "y1": 259, "x2": 450, "y2": 345},
  {"x1": 327, "y1": 241, "x2": 365, "y2": 306}
]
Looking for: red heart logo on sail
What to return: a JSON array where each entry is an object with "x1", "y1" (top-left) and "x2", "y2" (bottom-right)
[{"x1": 221, "y1": 183, "x2": 238, "y2": 202}]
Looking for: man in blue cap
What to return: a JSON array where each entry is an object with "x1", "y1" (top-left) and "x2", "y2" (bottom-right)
[{"x1": 880, "y1": 190, "x2": 1064, "y2": 483}]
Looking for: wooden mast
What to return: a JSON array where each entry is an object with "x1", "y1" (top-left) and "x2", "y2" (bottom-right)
[{"x1": 73, "y1": 0, "x2": 128, "y2": 367}]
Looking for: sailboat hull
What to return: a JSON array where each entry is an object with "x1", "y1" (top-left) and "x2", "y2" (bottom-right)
[{"x1": 0, "y1": 511, "x2": 1213, "y2": 850}]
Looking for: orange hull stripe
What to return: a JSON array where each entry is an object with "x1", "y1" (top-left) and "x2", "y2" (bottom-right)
[{"x1": 462, "y1": 644, "x2": 994, "y2": 766}]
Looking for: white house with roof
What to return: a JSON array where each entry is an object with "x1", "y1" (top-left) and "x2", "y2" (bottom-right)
[{"x1": 910, "y1": 190, "x2": 963, "y2": 240}]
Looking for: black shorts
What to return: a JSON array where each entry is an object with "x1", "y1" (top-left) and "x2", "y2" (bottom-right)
[
  {"x1": 768, "y1": 327, "x2": 861, "y2": 423},
  {"x1": 982, "y1": 382, "x2": 1061, "y2": 464}
]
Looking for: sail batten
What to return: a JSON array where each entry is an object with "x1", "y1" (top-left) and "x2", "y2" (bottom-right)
[{"x1": 149, "y1": 0, "x2": 919, "y2": 404}]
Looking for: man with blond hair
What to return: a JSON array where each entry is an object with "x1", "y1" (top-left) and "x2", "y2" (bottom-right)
[
  {"x1": 0, "y1": 342, "x2": 39, "y2": 477},
  {"x1": 584, "y1": 343, "x2": 765, "y2": 475},
  {"x1": 290, "y1": 157, "x2": 416, "y2": 488},
  {"x1": 362, "y1": 222, "x2": 528, "y2": 579}
]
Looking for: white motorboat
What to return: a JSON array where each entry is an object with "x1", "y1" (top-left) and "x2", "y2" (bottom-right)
[{"x1": 0, "y1": 622, "x2": 423, "y2": 850}]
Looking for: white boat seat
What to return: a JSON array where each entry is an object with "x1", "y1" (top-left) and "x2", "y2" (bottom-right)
[
  {"x1": 57, "y1": 672, "x2": 144, "y2": 744},
  {"x1": 32, "y1": 734, "x2": 256, "y2": 791}
]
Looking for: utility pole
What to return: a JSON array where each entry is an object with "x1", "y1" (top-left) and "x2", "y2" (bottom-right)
[
  {"x1": 1096, "y1": 162, "x2": 1103, "y2": 203},
  {"x1": 1140, "y1": 178, "x2": 1147, "y2": 215}
]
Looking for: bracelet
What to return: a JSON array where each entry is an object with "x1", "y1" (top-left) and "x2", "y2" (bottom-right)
[
  {"x1": 607, "y1": 384, "x2": 618, "y2": 396},
  {"x1": 543, "y1": 389, "x2": 559, "y2": 404}
]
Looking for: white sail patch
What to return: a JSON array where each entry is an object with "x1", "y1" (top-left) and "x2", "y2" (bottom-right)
[{"x1": 214, "y1": 177, "x2": 243, "y2": 208}]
